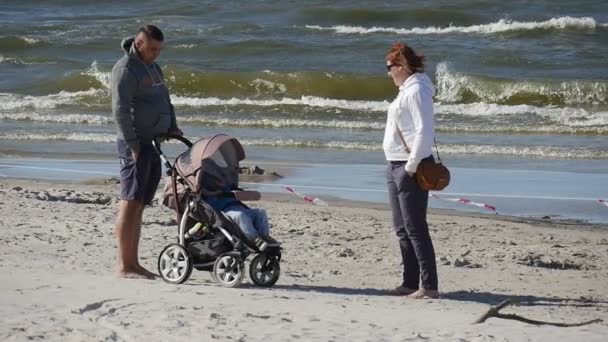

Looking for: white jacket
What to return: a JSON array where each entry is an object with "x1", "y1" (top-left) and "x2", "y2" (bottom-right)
[{"x1": 382, "y1": 72, "x2": 435, "y2": 173}]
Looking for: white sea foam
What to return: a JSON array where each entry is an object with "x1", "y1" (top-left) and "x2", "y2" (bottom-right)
[
  {"x1": 170, "y1": 95, "x2": 390, "y2": 112},
  {"x1": 0, "y1": 55, "x2": 55, "y2": 65},
  {"x1": 202, "y1": 138, "x2": 608, "y2": 159},
  {"x1": 238, "y1": 138, "x2": 380, "y2": 151},
  {"x1": 437, "y1": 103, "x2": 608, "y2": 127},
  {"x1": 0, "y1": 55, "x2": 21, "y2": 64},
  {"x1": 179, "y1": 116, "x2": 385, "y2": 129},
  {"x1": 250, "y1": 78, "x2": 287, "y2": 94},
  {"x1": 0, "y1": 132, "x2": 116, "y2": 143},
  {"x1": 0, "y1": 112, "x2": 111, "y2": 125},
  {"x1": 188, "y1": 116, "x2": 608, "y2": 134},
  {"x1": 1, "y1": 77, "x2": 605, "y2": 130},
  {"x1": 436, "y1": 124, "x2": 608, "y2": 135},
  {"x1": 173, "y1": 94, "x2": 608, "y2": 127},
  {"x1": 434, "y1": 62, "x2": 607, "y2": 105},
  {"x1": 238, "y1": 139, "x2": 608, "y2": 159},
  {"x1": 3, "y1": 89, "x2": 605, "y2": 131},
  {"x1": 20, "y1": 36, "x2": 41, "y2": 44},
  {"x1": 305, "y1": 16, "x2": 603, "y2": 35},
  {"x1": 71, "y1": 60, "x2": 608, "y2": 107},
  {"x1": 4, "y1": 110, "x2": 603, "y2": 134},
  {"x1": 0, "y1": 89, "x2": 104, "y2": 111},
  {"x1": 82, "y1": 61, "x2": 111, "y2": 89},
  {"x1": 1, "y1": 132, "x2": 605, "y2": 159},
  {"x1": 174, "y1": 44, "x2": 196, "y2": 49},
  {"x1": 442, "y1": 144, "x2": 608, "y2": 159}
]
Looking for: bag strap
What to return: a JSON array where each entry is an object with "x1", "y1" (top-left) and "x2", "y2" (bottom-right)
[
  {"x1": 393, "y1": 123, "x2": 442, "y2": 163},
  {"x1": 393, "y1": 124, "x2": 411, "y2": 154}
]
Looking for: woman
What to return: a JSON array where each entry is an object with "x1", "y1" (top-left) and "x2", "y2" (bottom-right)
[{"x1": 383, "y1": 42, "x2": 438, "y2": 299}]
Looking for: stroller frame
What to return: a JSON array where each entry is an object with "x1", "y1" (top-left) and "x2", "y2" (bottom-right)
[{"x1": 152, "y1": 134, "x2": 281, "y2": 287}]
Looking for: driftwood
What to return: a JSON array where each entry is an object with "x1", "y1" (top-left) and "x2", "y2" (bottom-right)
[{"x1": 474, "y1": 299, "x2": 603, "y2": 327}]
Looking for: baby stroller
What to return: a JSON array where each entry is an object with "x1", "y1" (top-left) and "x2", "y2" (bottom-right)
[{"x1": 152, "y1": 134, "x2": 281, "y2": 287}]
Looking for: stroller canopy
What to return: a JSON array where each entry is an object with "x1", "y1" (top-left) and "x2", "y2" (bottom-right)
[{"x1": 175, "y1": 134, "x2": 245, "y2": 194}]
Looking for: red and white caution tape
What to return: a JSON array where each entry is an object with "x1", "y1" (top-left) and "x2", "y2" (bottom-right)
[
  {"x1": 599, "y1": 199, "x2": 608, "y2": 208},
  {"x1": 431, "y1": 194, "x2": 496, "y2": 211},
  {"x1": 283, "y1": 186, "x2": 328, "y2": 206}
]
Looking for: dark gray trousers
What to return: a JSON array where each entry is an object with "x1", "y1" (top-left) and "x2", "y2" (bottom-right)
[{"x1": 386, "y1": 159, "x2": 438, "y2": 290}]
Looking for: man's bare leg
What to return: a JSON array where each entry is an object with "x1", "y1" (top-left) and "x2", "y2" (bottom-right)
[
  {"x1": 115, "y1": 200, "x2": 154, "y2": 279},
  {"x1": 132, "y1": 204, "x2": 157, "y2": 278}
]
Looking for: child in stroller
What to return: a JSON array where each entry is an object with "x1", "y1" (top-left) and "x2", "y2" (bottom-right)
[
  {"x1": 153, "y1": 134, "x2": 281, "y2": 288},
  {"x1": 199, "y1": 157, "x2": 279, "y2": 251},
  {"x1": 204, "y1": 182, "x2": 280, "y2": 252}
]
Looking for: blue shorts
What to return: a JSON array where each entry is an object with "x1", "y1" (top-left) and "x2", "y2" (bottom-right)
[{"x1": 117, "y1": 139, "x2": 161, "y2": 205}]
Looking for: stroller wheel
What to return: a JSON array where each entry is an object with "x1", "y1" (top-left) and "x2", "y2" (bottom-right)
[
  {"x1": 158, "y1": 244, "x2": 193, "y2": 284},
  {"x1": 213, "y1": 254, "x2": 244, "y2": 288},
  {"x1": 249, "y1": 253, "x2": 281, "y2": 287}
]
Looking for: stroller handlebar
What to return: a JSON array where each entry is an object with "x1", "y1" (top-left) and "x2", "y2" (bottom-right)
[
  {"x1": 152, "y1": 134, "x2": 193, "y2": 175},
  {"x1": 233, "y1": 190, "x2": 261, "y2": 201}
]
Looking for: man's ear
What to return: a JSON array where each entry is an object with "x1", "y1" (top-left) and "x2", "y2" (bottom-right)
[{"x1": 135, "y1": 38, "x2": 144, "y2": 50}]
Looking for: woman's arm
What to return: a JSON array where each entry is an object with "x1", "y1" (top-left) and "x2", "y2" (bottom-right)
[{"x1": 404, "y1": 88, "x2": 434, "y2": 174}]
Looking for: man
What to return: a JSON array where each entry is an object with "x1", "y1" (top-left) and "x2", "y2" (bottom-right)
[{"x1": 111, "y1": 25, "x2": 182, "y2": 278}]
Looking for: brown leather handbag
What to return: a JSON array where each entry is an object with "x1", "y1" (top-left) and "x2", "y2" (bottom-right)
[{"x1": 395, "y1": 125, "x2": 450, "y2": 191}]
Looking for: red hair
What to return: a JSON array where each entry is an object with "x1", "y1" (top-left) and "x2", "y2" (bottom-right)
[{"x1": 386, "y1": 42, "x2": 425, "y2": 73}]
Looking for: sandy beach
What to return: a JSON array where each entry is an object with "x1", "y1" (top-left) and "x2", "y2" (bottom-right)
[
  {"x1": 0, "y1": 178, "x2": 606, "y2": 341},
  {"x1": 2, "y1": 1, "x2": 607, "y2": 340}
]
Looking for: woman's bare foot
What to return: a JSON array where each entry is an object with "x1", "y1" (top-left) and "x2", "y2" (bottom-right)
[
  {"x1": 408, "y1": 289, "x2": 439, "y2": 299},
  {"x1": 386, "y1": 286, "x2": 418, "y2": 296}
]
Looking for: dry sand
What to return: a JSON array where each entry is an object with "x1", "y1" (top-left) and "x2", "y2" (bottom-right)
[{"x1": 1, "y1": 178, "x2": 607, "y2": 341}]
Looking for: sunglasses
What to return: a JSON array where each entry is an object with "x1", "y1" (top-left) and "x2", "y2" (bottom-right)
[{"x1": 386, "y1": 64, "x2": 400, "y2": 71}]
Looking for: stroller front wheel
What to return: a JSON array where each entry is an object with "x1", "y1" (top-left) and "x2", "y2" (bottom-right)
[
  {"x1": 158, "y1": 244, "x2": 194, "y2": 284},
  {"x1": 249, "y1": 253, "x2": 281, "y2": 287},
  {"x1": 213, "y1": 254, "x2": 245, "y2": 287}
]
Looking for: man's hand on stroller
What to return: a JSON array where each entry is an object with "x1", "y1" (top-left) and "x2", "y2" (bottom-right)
[
  {"x1": 157, "y1": 128, "x2": 183, "y2": 142},
  {"x1": 130, "y1": 144, "x2": 141, "y2": 161}
]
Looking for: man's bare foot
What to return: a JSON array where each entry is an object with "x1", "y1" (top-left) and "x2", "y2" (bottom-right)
[
  {"x1": 116, "y1": 266, "x2": 157, "y2": 279},
  {"x1": 408, "y1": 289, "x2": 439, "y2": 299},
  {"x1": 386, "y1": 286, "x2": 418, "y2": 296},
  {"x1": 136, "y1": 265, "x2": 158, "y2": 279}
]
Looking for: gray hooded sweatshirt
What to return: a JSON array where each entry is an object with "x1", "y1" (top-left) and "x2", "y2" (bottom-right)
[{"x1": 111, "y1": 37, "x2": 177, "y2": 151}]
